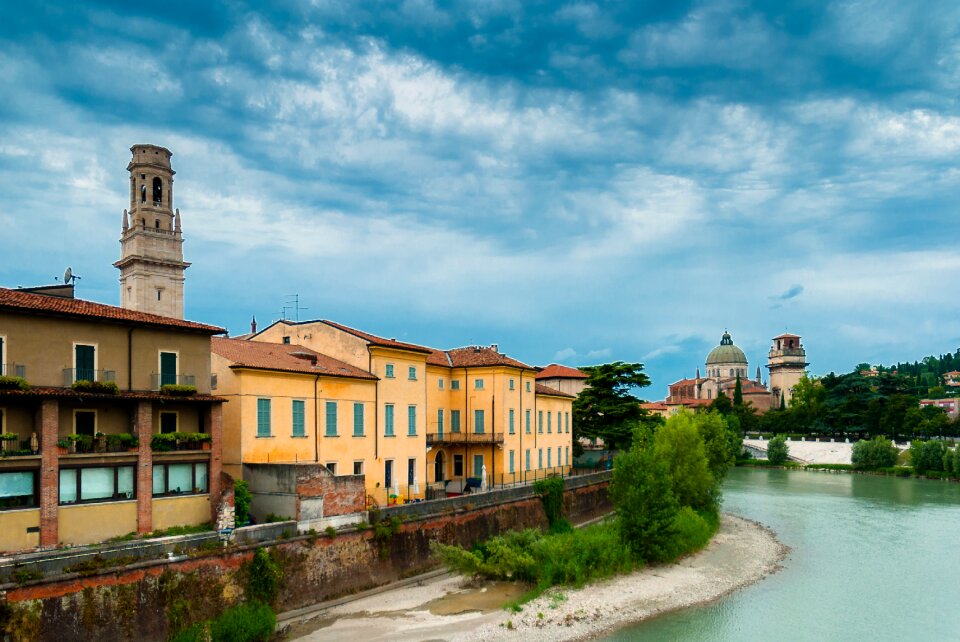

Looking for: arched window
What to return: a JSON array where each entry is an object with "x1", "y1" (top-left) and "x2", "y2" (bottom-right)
[
  {"x1": 154, "y1": 219, "x2": 160, "y2": 229},
  {"x1": 140, "y1": 185, "x2": 146, "y2": 203},
  {"x1": 153, "y1": 177, "x2": 162, "y2": 205}
]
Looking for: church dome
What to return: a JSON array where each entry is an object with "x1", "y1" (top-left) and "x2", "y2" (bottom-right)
[{"x1": 706, "y1": 332, "x2": 747, "y2": 365}]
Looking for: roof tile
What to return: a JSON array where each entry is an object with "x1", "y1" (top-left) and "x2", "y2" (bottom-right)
[{"x1": 213, "y1": 338, "x2": 377, "y2": 379}]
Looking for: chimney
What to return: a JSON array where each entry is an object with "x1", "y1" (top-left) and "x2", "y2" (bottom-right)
[
  {"x1": 251, "y1": 316, "x2": 257, "y2": 335},
  {"x1": 290, "y1": 351, "x2": 318, "y2": 365},
  {"x1": 490, "y1": 344, "x2": 498, "y2": 353}
]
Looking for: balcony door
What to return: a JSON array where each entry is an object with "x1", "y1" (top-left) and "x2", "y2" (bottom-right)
[
  {"x1": 160, "y1": 352, "x2": 178, "y2": 386},
  {"x1": 75, "y1": 344, "x2": 95, "y2": 382}
]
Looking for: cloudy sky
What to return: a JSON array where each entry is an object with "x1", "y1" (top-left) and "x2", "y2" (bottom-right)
[{"x1": 2, "y1": 1, "x2": 959, "y2": 397}]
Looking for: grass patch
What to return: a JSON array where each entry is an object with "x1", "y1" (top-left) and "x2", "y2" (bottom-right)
[
  {"x1": 805, "y1": 463, "x2": 854, "y2": 471},
  {"x1": 149, "y1": 523, "x2": 213, "y2": 539}
]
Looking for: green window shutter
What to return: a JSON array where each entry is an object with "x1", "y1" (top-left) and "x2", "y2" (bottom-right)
[
  {"x1": 160, "y1": 352, "x2": 177, "y2": 386},
  {"x1": 292, "y1": 400, "x2": 305, "y2": 437},
  {"x1": 508, "y1": 409, "x2": 515, "y2": 434},
  {"x1": 548, "y1": 412, "x2": 552, "y2": 433},
  {"x1": 509, "y1": 450, "x2": 515, "y2": 473},
  {"x1": 451, "y1": 410, "x2": 460, "y2": 433},
  {"x1": 257, "y1": 399, "x2": 271, "y2": 437},
  {"x1": 548, "y1": 449, "x2": 552, "y2": 467},
  {"x1": 325, "y1": 401, "x2": 337, "y2": 436},
  {"x1": 76, "y1": 344, "x2": 95, "y2": 381},
  {"x1": 353, "y1": 403, "x2": 364, "y2": 436},
  {"x1": 526, "y1": 449, "x2": 531, "y2": 470},
  {"x1": 385, "y1": 405, "x2": 394, "y2": 436},
  {"x1": 385, "y1": 364, "x2": 394, "y2": 378},
  {"x1": 408, "y1": 405, "x2": 416, "y2": 436},
  {"x1": 566, "y1": 412, "x2": 570, "y2": 433},
  {"x1": 473, "y1": 454, "x2": 483, "y2": 476},
  {"x1": 474, "y1": 409, "x2": 485, "y2": 434},
  {"x1": 437, "y1": 409, "x2": 444, "y2": 434},
  {"x1": 538, "y1": 411, "x2": 543, "y2": 433},
  {"x1": 538, "y1": 449, "x2": 543, "y2": 468},
  {"x1": 526, "y1": 410, "x2": 531, "y2": 433}
]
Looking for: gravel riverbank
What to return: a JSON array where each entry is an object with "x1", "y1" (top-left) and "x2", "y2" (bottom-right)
[{"x1": 283, "y1": 513, "x2": 788, "y2": 642}]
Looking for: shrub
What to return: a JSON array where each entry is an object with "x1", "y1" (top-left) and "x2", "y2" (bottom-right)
[
  {"x1": 910, "y1": 440, "x2": 948, "y2": 474},
  {"x1": 246, "y1": 547, "x2": 283, "y2": 607},
  {"x1": 324, "y1": 526, "x2": 337, "y2": 539},
  {"x1": 532, "y1": 476, "x2": 567, "y2": 531},
  {"x1": 663, "y1": 507, "x2": 718, "y2": 561},
  {"x1": 851, "y1": 437, "x2": 898, "y2": 470},
  {"x1": 234, "y1": 480, "x2": 252, "y2": 526},
  {"x1": 151, "y1": 433, "x2": 177, "y2": 452},
  {"x1": 0, "y1": 376, "x2": 29, "y2": 391},
  {"x1": 209, "y1": 602, "x2": 276, "y2": 642},
  {"x1": 161, "y1": 384, "x2": 198, "y2": 396},
  {"x1": 71, "y1": 380, "x2": 119, "y2": 394},
  {"x1": 609, "y1": 444, "x2": 678, "y2": 563},
  {"x1": 766, "y1": 435, "x2": 789, "y2": 465},
  {"x1": 654, "y1": 412, "x2": 718, "y2": 513}
]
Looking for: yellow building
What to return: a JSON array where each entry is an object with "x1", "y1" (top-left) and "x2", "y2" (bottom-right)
[{"x1": 215, "y1": 319, "x2": 574, "y2": 507}]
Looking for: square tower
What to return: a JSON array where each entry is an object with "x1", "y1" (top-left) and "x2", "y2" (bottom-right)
[
  {"x1": 766, "y1": 333, "x2": 808, "y2": 407},
  {"x1": 113, "y1": 145, "x2": 190, "y2": 319}
]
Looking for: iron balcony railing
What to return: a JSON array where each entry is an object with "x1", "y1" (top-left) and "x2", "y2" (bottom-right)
[
  {"x1": 0, "y1": 363, "x2": 26, "y2": 378},
  {"x1": 151, "y1": 373, "x2": 196, "y2": 390},
  {"x1": 425, "y1": 432, "x2": 504, "y2": 445},
  {"x1": 63, "y1": 368, "x2": 116, "y2": 386}
]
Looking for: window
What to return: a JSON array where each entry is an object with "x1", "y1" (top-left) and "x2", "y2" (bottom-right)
[
  {"x1": 475, "y1": 379, "x2": 484, "y2": 390},
  {"x1": 565, "y1": 412, "x2": 570, "y2": 433},
  {"x1": 75, "y1": 410, "x2": 96, "y2": 436},
  {"x1": 0, "y1": 336, "x2": 4, "y2": 374},
  {"x1": 538, "y1": 411, "x2": 543, "y2": 433},
  {"x1": 525, "y1": 449, "x2": 531, "y2": 471},
  {"x1": 548, "y1": 412, "x2": 552, "y2": 433},
  {"x1": 408, "y1": 405, "x2": 417, "y2": 436},
  {"x1": 153, "y1": 177, "x2": 162, "y2": 204},
  {"x1": 526, "y1": 409, "x2": 531, "y2": 434},
  {"x1": 437, "y1": 409, "x2": 444, "y2": 434},
  {"x1": 384, "y1": 460, "x2": 394, "y2": 489},
  {"x1": 282, "y1": 336, "x2": 291, "y2": 345},
  {"x1": 451, "y1": 380, "x2": 461, "y2": 391},
  {"x1": 526, "y1": 381, "x2": 531, "y2": 392},
  {"x1": 509, "y1": 379, "x2": 515, "y2": 391},
  {"x1": 292, "y1": 400, "x2": 306, "y2": 437},
  {"x1": 408, "y1": 458, "x2": 416, "y2": 485},
  {"x1": 140, "y1": 184, "x2": 146, "y2": 203},
  {"x1": 159, "y1": 351, "x2": 177, "y2": 386},
  {"x1": 548, "y1": 449, "x2": 552, "y2": 468},
  {"x1": 473, "y1": 454, "x2": 484, "y2": 476},
  {"x1": 326, "y1": 462, "x2": 337, "y2": 475},
  {"x1": 385, "y1": 404, "x2": 395, "y2": 436},
  {"x1": 438, "y1": 378, "x2": 444, "y2": 390},
  {"x1": 353, "y1": 403, "x2": 364, "y2": 436},
  {"x1": 353, "y1": 461, "x2": 364, "y2": 475},
  {"x1": 385, "y1": 364, "x2": 395, "y2": 378},
  {"x1": 509, "y1": 450, "x2": 515, "y2": 474},
  {"x1": 0, "y1": 471, "x2": 35, "y2": 509},
  {"x1": 509, "y1": 409, "x2": 515, "y2": 434},
  {"x1": 538, "y1": 449, "x2": 543, "y2": 468},
  {"x1": 453, "y1": 454, "x2": 464, "y2": 477},
  {"x1": 474, "y1": 409, "x2": 485, "y2": 434},
  {"x1": 566, "y1": 447, "x2": 570, "y2": 465},
  {"x1": 160, "y1": 411, "x2": 178, "y2": 434},
  {"x1": 557, "y1": 447, "x2": 561, "y2": 466},
  {"x1": 75, "y1": 343, "x2": 96, "y2": 382},
  {"x1": 257, "y1": 399, "x2": 271, "y2": 437},
  {"x1": 408, "y1": 366, "x2": 417, "y2": 381},
  {"x1": 61, "y1": 465, "x2": 135, "y2": 504},
  {"x1": 152, "y1": 463, "x2": 208, "y2": 497},
  {"x1": 451, "y1": 410, "x2": 461, "y2": 433},
  {"x1": 325, "y1": 401, "x2": 337, "y2": 436}
]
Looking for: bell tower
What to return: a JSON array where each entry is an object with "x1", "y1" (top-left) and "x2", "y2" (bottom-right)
[
  {"x1": 113, "y1": 145, "x2": 190, "y2": 318},
  {"x1": 766, "y1": 333, "x2": 808, "y2": 408}
]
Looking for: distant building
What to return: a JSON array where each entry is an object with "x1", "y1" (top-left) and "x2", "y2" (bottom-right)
[
  {"x1": 943, "y1": 371, "x2": 960, "y2": 388},
  {"x1": 656, "y1": 331, "x2": 809, "y2": 413},
  {"x1": 920, "y1": 398, "x2": 959, "y2": 419},
  {"x1": 536, "y1": 364, "x2": 589, "y2": 397}
]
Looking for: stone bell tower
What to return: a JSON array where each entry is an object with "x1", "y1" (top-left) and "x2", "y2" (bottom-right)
[
  {"x1": 766, "y1": 333, "x2": 808, "y2": 408},
  {"x1": 113, "y1": 145, "x2": 190, "y2": 319}
]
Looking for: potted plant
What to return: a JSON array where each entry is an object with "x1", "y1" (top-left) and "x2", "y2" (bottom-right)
[
  {"x1": 71, "y1": 380, "x2": 119, "y2": 394},
  {"x1": 160, "y1": 384, "x2": 197, "y2": 396},
  {"x1": 0, "y1": 433, "x2": 18, "y2": 452},
  {"x1": 150, "y1": 433, "x2": 176, "y2": 452},
  {"x1": 56, "y1": 439, "x2": 70, "y2": 455},
  {"x1": 94, "y1": 431, "x2": 107, "y2": 453},
  {"x1": 0, "y1": 375, "x2": 29, "y2": 391}
]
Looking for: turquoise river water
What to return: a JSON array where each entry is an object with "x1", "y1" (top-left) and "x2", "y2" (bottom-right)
[{"x1": 607, "y1": 467, "x2": 960, "y2": 641}]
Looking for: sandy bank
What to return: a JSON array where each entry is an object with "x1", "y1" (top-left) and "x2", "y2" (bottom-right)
[{"x1": 282, "y1": 513, "x2": 788, "y2": 642}]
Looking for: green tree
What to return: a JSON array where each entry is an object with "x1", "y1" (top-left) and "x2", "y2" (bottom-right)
[
  {"x1": 910, "y1": 440, "x2": 947, "y2": 474},
  {"x1": 766, "y1": 435, "x2": 789, "y2": 465},
  {"x1": 695, "y1": 410, "x2": 739, "y2": 482},
  {"x1": 609, "y1": 439, "x2": 679, "y2": 563},
  {"x1": 573, "y1": 361, "x2": 651, "y2": 451},
  {"x1": 733, "y1": 374, "x2": 743, "y2": 406},
  {"x1": 654, "y1": 412, "x2": 718, "y2": 513},
  {"x1": 851, "y1": 437, "x2": 898, "y2": 470},
  {"x1": 710, "y1": 390, "x2": 732, "y2": 416}
]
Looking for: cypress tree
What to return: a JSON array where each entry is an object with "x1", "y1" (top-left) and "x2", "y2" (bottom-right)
[{"x1": 733, "y1": 374, "x2": 743, "y2": 406}]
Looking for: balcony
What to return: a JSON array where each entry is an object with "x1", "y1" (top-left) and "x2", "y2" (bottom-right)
[
  {"x1": 0, "y1": 364, "x2": 26, "y2": 378},
  {"x1": 151, "y1": 373, "x2": 197, "y2": 390},
  {"x1": 63, "y1": 368, "x2": 116, "y2": 386},
  {"x1": 426, "y1": 432, "x2": 504, "y2": 446}
]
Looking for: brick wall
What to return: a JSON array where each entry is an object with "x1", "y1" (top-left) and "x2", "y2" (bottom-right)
[
  {"x1": 295, "y1": 471, "x2": 365, "y2": 518},
  {"x1": 37, "y1": 399, "x2": 59, "y2": 548},
  {"x1": 206, "y1": 403, "x2": 223, "y2": 523},
  {"x1": 135, "y1": 401, "x2": 153, "y2": 534}
]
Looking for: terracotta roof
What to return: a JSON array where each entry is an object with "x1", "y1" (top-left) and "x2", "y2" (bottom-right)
[
  {"x1": 640, "y1": 402, "x2": 669, "y2": 410},
  {"x1": 0, "y1": 287, "x2": 224, "y2": 334},
  {"x1": 536, "y1": 364, "x2": 588, "y2": 380},
  {"x1": 0, "y1": 387, "x2": 225, "y2": 402},
  {"x1": 665, "y1": 398, "x2": 713, "y2": 407},
  {"x1": 535, "y1": 383, "x2": 575, "y2": 398},
  {"x1": 212, "y1": 337, "x2": 376, "y2": 380},
  {"x1": 444, "y1": 346, "x2": 532, "y2": 369},
  {"x1": 319, "y1": 320, "x2": 434, "y2": 354},
  {"x1": 773, "y1": 333, "x2": 802, "y2": 339}
]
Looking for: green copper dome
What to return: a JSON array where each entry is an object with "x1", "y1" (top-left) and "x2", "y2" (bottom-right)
[{"x1": 706, "y1": 331, "x2": 747, "y2": 365}]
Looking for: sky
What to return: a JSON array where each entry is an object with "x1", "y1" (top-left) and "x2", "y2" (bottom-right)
[{"x1": 1, "y1": 1, "x2": 959, "y2": 399}]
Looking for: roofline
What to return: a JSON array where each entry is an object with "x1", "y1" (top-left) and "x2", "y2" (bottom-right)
[
  {"x1": 0, "y1": 302, "x2": 225, "y2": 335},
  {"x1": 228, "y1": 364, "x2": 378, "y2": 381}
]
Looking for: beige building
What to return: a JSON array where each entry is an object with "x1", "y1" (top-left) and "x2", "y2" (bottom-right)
[
  {"x1": 0, "y1": 286, "x2": 224, "y2": 553},
  {"x1": 114, "y1": 145, "x2": 189, "y2": 319},
  {"x1": 536, "y1": 363, "x2": 589, "y2": 396}
]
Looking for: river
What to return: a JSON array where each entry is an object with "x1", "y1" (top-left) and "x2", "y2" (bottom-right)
[{"x1": 607, "y1": 467, "x2": 960, "y2": 641}]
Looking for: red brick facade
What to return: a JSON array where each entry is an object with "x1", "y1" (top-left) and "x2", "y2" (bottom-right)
[
  {"x1": 296, "y1": 469, "x2": 365, "y2": 518},
  {"x1": 206, "y1": 404, "x2": 223, "y2": 523},
  {"x1": 135, "y1": 401, "x2": 154, "y2": 534},
  {"x1": 37, "y1": 399, "x2": 59, "y2": 548}
]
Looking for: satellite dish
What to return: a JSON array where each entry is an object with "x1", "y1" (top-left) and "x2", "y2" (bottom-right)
[{"x1": 64, "y1": 267, "x2": 72, "y2": 283}]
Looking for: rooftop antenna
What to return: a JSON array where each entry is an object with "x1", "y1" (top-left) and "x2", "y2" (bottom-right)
[
  {"x1": 284, "y1": 294, "x2": 308, "y2": 323},
  {"x1": 62, "y1": 266, "x2": 81, "y2": 286}
]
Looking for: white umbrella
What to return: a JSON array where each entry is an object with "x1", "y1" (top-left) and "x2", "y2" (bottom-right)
[
  {"x1": 481, "y1": 464, "x2": 488, "y2": 492},
  {"x1": 413, "y1": 474, "x2": 420, "y2": 497}
]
